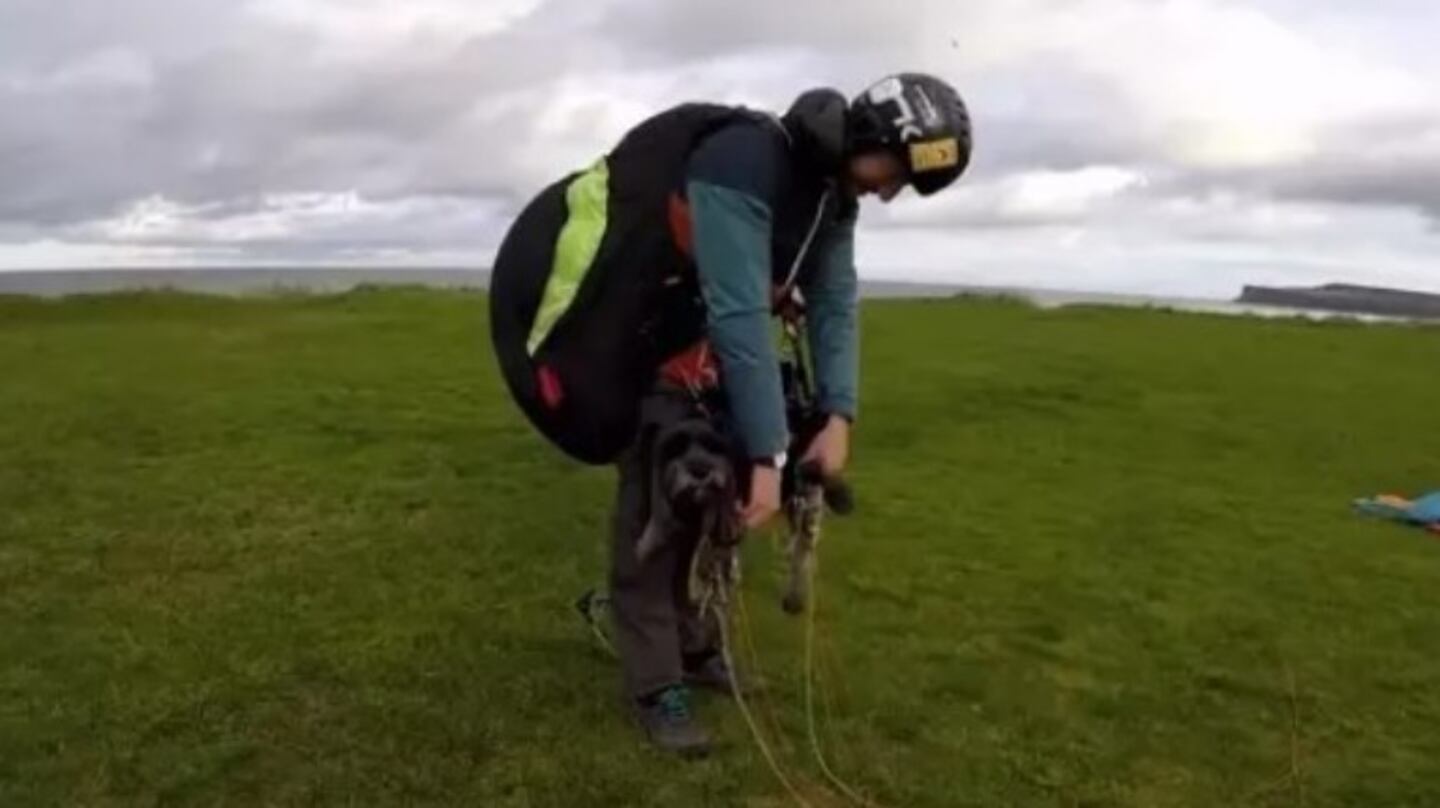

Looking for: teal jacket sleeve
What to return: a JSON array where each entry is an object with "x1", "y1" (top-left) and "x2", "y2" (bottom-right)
[
  {"x1": 687, "y1": 181, "x2": 788, "y2": 459},
  {"x1": 685, "y1": 123, "x2": 789, "y2": 460},
  {"x1": 801, "y1": 211, "x2": 859, "y2": 421}
]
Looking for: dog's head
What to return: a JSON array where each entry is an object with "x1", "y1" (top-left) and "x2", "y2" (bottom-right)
[
  {"x1": 635, "y1": 411, "x2": 739, "y2": 562},
  {"x1": 654, "y1": 416, "x2": 734, "y2": 515}
]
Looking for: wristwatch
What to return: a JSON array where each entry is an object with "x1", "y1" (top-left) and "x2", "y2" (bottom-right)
[{"x1": 755, "y1": 450, "x2": 787, "y2": 470}]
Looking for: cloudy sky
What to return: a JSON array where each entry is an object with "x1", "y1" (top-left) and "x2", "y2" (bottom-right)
[{"x1": 2, "y1": 0, "x2": 1438, "y2": 297}]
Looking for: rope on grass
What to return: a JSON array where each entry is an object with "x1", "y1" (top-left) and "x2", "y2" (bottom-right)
[
  {"x1": 735, "y1": 586, "x2": 798, "y2": 756},
  {"x1": 1239, "y1": 658, "x2": 1309, "y2": 806},
  {"x1": 714, "y1": 598, "x2": 816, "y2": 808},
  {"x1": 801, "y1": 553, "x2": 892, "y2": 808}
]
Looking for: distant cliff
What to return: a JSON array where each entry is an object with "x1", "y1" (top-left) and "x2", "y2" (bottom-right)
[{"x1": 1237, "y1": 283, "x2": 1440, "y2": 319}]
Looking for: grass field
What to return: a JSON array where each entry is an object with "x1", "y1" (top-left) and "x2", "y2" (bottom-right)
[{"x1": 2, "y1": 287, "x2": 1438, "y2": 807}]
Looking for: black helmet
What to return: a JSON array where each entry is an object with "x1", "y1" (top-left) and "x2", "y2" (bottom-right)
[{"x1": 849, "y1": 73, "x2": 972, "y2": 196}]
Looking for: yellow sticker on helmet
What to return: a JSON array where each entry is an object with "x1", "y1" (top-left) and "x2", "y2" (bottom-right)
[{"x1": 909, "y1": 138, "x2": 960, "y2": 172}]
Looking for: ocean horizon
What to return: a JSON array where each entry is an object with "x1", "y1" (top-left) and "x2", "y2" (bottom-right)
[{"x1": 0, "y1": 266, "x2": 1420, "y2": 323}]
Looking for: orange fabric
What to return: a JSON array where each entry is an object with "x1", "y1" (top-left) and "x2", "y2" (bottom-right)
[
  {"x1": 667, "y1": 192, "x2": 693, "y2": 258},
  {"x1": 659, "y1": 340, "x2": 719, "y2": 391}
]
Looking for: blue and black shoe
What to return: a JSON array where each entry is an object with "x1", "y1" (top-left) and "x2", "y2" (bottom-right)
[{"x1": 632, "y1": 684, "x2": 710, "y2": 758}]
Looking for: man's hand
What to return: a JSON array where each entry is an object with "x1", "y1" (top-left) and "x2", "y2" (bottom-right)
[
  {"x1": 801, "y1": 414, "x2": 851, "y2": 478},
  {"x1": 739, "y1": 463, "x2": 782, "y2": 529}
]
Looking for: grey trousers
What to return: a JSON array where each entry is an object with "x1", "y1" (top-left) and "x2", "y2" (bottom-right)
[{"x1": 609, "y1": 391, "x2": 723, "y2": 699}]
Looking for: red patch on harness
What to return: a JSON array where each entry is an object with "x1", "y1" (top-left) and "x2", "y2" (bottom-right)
[
  {"x1": 659, "y1": 340, "x2": 719, "y2": 391},
  {"x1": 667, "y1": 193, "x2": 693, "y2": 258},
  {"x1": 535, "y1": 364, "x2": 565, "y2": 410}
]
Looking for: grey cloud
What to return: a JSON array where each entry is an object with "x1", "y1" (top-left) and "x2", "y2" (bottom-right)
[
  {"x1": 1274, "y1": 166, "x2": 1440, "y2": 222},
  {"x1": 1266, "y1": 118, "x2": 1440, "y2": 222},
  {"x1": 62, "y1": 193, "x2": 512, "y2": 256},
  {"x1": 0, "y1": 0, "x2": 617, "y2": 230},
  {"x1": 591, "y1": 0, "x2": 907, "y2": 65},
  {"x1": 0, "y1": 0, "x2": 1116, "y2": 235},
  {"x1": 962, "y1": 62, "x2": 1162, "y2": 176},
  {"x1": 2, "y1": 0, "x2": 1439, "y2": 283},
  {"x1": 1145, "y1": 115, "x2": 1440, "y2": 225}
]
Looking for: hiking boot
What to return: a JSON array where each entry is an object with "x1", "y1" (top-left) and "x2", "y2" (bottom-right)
[
  {"x1": 632, "y1": 685, "x2": 711, "y2": 758},
  {"x1": 684, "y1": 651, "x2": 755, "y2": 696}
]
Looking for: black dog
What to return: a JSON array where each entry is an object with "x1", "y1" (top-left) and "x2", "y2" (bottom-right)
[
  {"x1": 633, "y1": 406, "x2": 743, "y2": 607},
  {"x1": 635, "y1": 410, "x2": 740, "y2": 561}
]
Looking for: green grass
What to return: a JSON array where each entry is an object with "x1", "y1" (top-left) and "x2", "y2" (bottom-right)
[{"x1": 2, "y1": 287, "x2": 1438, "y2": 807}]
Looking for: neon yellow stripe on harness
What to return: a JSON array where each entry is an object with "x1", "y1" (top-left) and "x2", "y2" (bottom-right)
[{"x1": 527, "y1": 158, "x2": 610, "y2": 356}]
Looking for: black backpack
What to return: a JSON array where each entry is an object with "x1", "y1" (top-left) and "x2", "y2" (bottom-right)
[{"x1": 488, "y1": 104, "x2": 763, "y2": 464}]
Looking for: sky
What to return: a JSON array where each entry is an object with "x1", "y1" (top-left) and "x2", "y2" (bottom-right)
[{"x1": 2, "y1": 0, "x2": 1438, "y2": 297}]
